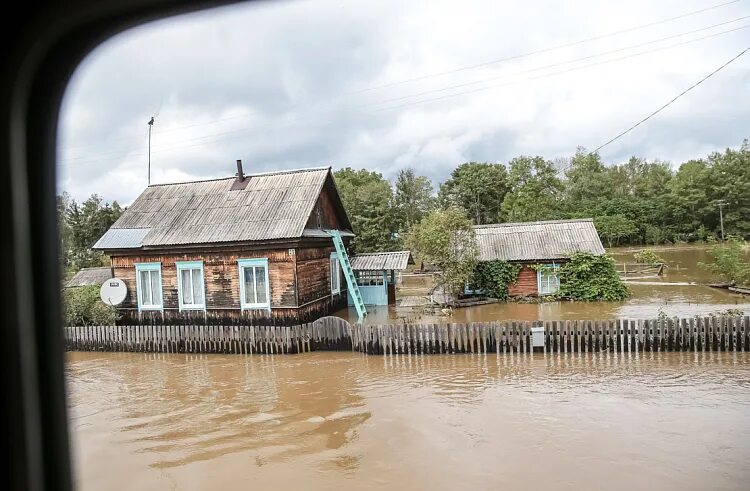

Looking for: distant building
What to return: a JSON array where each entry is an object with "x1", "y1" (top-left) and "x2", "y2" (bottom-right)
[
  {"x1": 349, "y1": 251, "x2": 413, "y2": 306},
  {"x1": 472, "y1": 218, "x2": 605, "y2": 297},
  {"x1": 65, "y1": 267, "x2": 113, "y2": 288},
  {"x1": 93, "y1": 165, "x2": 355, "y2": 322}
]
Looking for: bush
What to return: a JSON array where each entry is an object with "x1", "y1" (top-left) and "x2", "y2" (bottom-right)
[
  {"x1": 558, "y1": 252, "x2": 629, "y2": 301},
  {"x1": 633, "y1": 249, "x2": 664, "y2": 264},
  {"x1": 63, "y1": 285, "x2": 119, "y2": 326},
  {"x1": 473, "y1": 261, "x2": 521, "y2": 300},
  {"x1": 699, "y1": 236, "x2": 750, "y2": 286}
]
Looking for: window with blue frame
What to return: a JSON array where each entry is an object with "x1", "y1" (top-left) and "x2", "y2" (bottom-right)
[
  {"x1": 176, "y1": 261, "x2": 205, "y2": 310},
  {"x1": 135, "y1": 262, "x2": 163, "y2": 310},
  {"x1": 537, "y1": 263, "x2": 560, "y2": 295},
  {"x1": 238, "y1": 258, "x2": 270, "y2": 310}
]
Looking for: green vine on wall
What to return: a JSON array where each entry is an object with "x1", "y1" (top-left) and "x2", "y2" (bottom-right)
[
  {"x1": 557, "y1": 252, "x2": 629, "y2": 301},
  {"x1": 473, "y1": 260, "x2": 521, "y2": 300}
]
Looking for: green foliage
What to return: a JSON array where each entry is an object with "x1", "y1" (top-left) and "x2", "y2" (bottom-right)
[
  {"x1": 472, "y1": 260, "x2": 521, "y2": 300},
  {"x1": 334, "y1": 168, "x2": 399, "y2": 252},
  {"x1": 501, "y1": 156, "x2": 563, "y2": 222},
  {"x1": 594, "y1": 214, "x2": 638, "y2": 247},
  {"x1": 633, "y1": 250, "x2": 664, "y2": 264},
  {"x1": 58, "y1": 192, "x2": 123, "y2": 272},
  {"x1": 699, "y1": 236, "x2": 750, "y2": 286},
  {"x1": 438, "y1": 162, "x2": 509, "y2": 225},
  {"x1": 63, "y1": 286, "x2": 119, "y2": 326},
  {"x1": 408, "y1": 208, "x2": 478, "y2": 295},
  {"x1": 393, "y1": 168, "x2": 435, "y2": 233},
  {"x1": 558, "y1": 252, "x2": 629, "y2": 301}
]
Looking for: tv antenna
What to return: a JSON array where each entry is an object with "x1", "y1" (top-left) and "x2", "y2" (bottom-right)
[{"x1": 147, "y1": 115, "x2": 156, "y2": 185}]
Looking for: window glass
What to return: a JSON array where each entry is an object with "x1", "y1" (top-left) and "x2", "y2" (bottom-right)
[
  {"x1": 244, "y1": 266, "x2": 256, "y2": 304},
  {"x1": 191, "y1": 269, "x2": 203, "y2": 305},
  {"x1": 139, "y1": 270, "x2": 152, "y2": 305},
  {"x1": 181, "y1": 269, "x2": 193, "y2": 304},
  {"x1": 255, "y1": 266, "x2": 267, "y2": 304}
]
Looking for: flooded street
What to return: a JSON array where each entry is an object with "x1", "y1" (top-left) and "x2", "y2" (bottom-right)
[
  {"x1": 67, "y1": 351, "x2": 750, "y2": 490},
  {"x1": 337, "y1": 245, "x2": 750, "y2": 324}
]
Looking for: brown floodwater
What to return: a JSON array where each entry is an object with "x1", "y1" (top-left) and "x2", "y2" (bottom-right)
[
  {"x1": 67, "y1": 351, "x2": 750, "y2": 490},
  {"x1": 336, "y1": 245, "x2": 750, "y2": 324}
]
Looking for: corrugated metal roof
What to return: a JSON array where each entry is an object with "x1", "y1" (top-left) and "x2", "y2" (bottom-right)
[
  {"x1": 93, "y1": 228, "x2": 151, "y2": 249},
  {"x1": 350, "y1": 251, "x2": 413, "y2": 271},
  {"x1": 94, "y1": 167, "x2": 350, "y2": 249},
  {"x1": 65, "y1": 267, "x2": 113, "y2": 288},
  {"x1": 474, "y1": 219, "x2": 605, "y2": 262}
]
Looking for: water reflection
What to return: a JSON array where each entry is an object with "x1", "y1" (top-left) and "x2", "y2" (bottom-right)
[{"x1": 67, "y1": 351, "x2": 750, "y2": 490}]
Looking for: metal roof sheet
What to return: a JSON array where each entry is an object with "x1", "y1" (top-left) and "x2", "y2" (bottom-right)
[
  {"x1": 94, "y1": 167, "x2": 351, "y2": 249},
  {"x1": 350, "y1": 251, "x2": 413, "y2": 271},
  {"x1": 65, "y1": 267, "x2": 113, "y2": 287},
  {"x1": 93, "y1": 227, "x2": 151, "y2": 249},
  {"x1": 474, "y1": 219, "x2": 605, "y2": 262}
]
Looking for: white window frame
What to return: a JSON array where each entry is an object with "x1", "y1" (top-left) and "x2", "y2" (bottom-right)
[
  {"x1": 134, "y1": 262, "x2": 163, "y2": 311},
  {"x1": 176, "y1": 260, "x2": 206, "y2": 311},
  {"x1": 330, "y1": 252, "x2": 341, "y2": 295},
  {"x1": 238, "y1": 258, "x2": 271, "y2": 311},
  {"x1": 537, "y1": 263, "x2": 561, "y2": 295}
]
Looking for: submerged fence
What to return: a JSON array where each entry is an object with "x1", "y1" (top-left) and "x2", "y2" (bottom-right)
[{"x1": 64, "y1": 315, "x2": 750, "y2": 355}]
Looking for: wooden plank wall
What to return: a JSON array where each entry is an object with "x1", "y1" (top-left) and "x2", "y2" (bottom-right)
[{"x1": 65, "y1": 316, "x2": 750, "y2": 355}]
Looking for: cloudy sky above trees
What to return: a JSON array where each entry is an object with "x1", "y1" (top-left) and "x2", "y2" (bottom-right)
[{"x1": 57, "y1": 0, "x2": 750, "y2": 203}]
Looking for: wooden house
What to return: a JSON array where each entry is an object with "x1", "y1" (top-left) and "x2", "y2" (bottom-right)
[
  {"x1": 473, "y1": 219, "x2": 605, "y2": 297},
  {"x1": 348, "y1": 251, "x2": 413, "y2": 306},
  {"x1": 92, "y1": 164, "x2": 355, "y2": 322}
]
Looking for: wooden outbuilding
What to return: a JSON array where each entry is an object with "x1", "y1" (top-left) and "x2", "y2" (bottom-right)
[
  {"x1": 348, "y1": 251, "x2": 413, "y2": 306},
  {"x1": 472, "y1": 219, "x2": 605, "y2": 297},
  {"x1": 93, "y1": 164, "x2": 354, "y2": 322}
]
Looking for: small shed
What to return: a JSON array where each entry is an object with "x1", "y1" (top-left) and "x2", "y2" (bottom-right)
[
  {"x1": 472, "y1": 219, "x2": 605, "y2": 296},
  {"x1": 65, "y1": 267, "x2": 113, "y2": 288},
  {"x1": 348, "y1": 251, "x2": 413, "y2": 305}
]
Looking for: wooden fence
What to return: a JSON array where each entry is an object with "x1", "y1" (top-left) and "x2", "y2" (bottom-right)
[{"x1": 65, "y1": 315, "x2": 750, "y2": 355}]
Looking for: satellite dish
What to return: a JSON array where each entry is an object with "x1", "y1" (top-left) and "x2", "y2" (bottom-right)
[{"x1": 100, "y1": 278, "x2": 127, "y2": 306}]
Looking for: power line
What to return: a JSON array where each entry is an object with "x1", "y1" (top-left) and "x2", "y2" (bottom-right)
[
  {"x1": 591, "y1": 46, "x2": 750, "y2": 154},
  {"x1": 354, "y1": 0, "x2": 743, "y2": 93},
  {"x1": 60, "y1": 22, "x2": 750, "y2": 167},
  {"x1": 362, "y1": 15, "x2": 750, "y2": 110},
  {"x1": 59, "y1": 0, "x2": 743, "y2": 154},
  {"x1": 371, "y1": 24, "x2": 750, "y2": 113}
]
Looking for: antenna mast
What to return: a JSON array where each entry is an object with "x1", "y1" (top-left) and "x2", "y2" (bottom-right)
[{"x1": 147, "y1": 116, "x2": 155, "y2": 185}]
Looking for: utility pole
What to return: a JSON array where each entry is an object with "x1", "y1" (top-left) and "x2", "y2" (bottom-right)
[
  {"x1": 714, "y1": 199, "x2": 727, "y2": 240},
  {"x1": 147, "y1": 116, "x2": 155, "y2": 185}
]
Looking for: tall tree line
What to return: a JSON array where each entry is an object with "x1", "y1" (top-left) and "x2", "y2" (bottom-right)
[
  {"x1": 334, "y1": 140, "x2": 750, "y2": 252},
  {"x1": 57, "y1": 192, "x2": 123, "y2": 273}
]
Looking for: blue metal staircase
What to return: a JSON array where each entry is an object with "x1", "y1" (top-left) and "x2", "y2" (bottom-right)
[{"x1": 327, "y1": 230, "x2": 367, "y2": 322}]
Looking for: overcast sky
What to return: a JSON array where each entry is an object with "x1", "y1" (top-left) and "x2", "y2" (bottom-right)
[{"x1": 57, "y1": 0, "x2": 750, "y2": 204}]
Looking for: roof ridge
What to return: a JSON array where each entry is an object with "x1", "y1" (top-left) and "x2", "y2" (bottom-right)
[
  {"x1": 146, "y1": 166, "x2": 331, "y2": 188},
  {"x1": 474, "y1": 218, "x2": 594, "y2": 229}
]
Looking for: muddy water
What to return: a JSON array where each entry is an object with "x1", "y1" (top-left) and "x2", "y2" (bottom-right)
[
  {"x1": 67, "y1": 351, "x2": 750, "y2": 490},
  {"x1": 337, "y1": 245, "x2": 750, "y2": 324}
]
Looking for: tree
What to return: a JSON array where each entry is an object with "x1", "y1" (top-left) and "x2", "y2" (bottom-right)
[
  {"x1": 705, "y1": 141, "x2": 750, "y2": 238},
  {"x1": 393, "y1": 168, "x2": 435, "y2": 233},
  {"x1": 563, "y1": 148, "x2": 613, "y2": 209},
  {"x1": 334, "y1": 168, "x2": 398, "y2": 252},
  {"x1": 59, "y1": 193, "x2": 123, "y2": 271},
  {"x1": 438, "y1": 162, "x2": 509, "y2": 225},
  {"x1": 594, "y1": 214, "x2": 638, "y2": 247},
  {"x1": 408, "y1": 208, "x2": 478, "y2": 296},
  {"x1": 501, "y1": 156, "x2": 563, "y2": 222},
  {"x1": 667, "y1": 159, "x2": 711, "y2": 240}
]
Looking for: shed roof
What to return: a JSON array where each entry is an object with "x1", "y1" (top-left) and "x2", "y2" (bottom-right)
[
  {"x1": 94, "y1": 167, "x2": 352, "y2": 250},
  {"x1": 474, "y1": 219, "x2": 605, "y2": 262},
  {"x1": 350, "y1": 251, "x2": 413, "y2": 271},
  {"x1": 65, "y1": 267, "x2": 113, "y2": 288}
]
